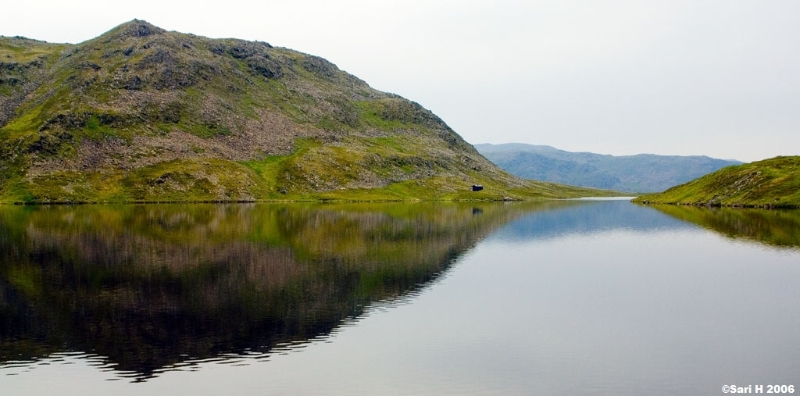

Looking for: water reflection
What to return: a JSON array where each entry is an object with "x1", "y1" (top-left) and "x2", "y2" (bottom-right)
[
  {"x1": 0, "y1": 201, "x2": 564, "y2": 381},
  {"x1": 3, "y1": 200, "x2": 799, "y2": 394},
  {"x1": 646, "y1": 204, "x2": 800, "y2": 249},
  {"x1": 491, "y1": 199, "x2": 695, "y2": 242}
]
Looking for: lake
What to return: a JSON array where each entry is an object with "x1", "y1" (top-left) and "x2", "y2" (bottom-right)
[{"x1": 2, "y1": 200, "x2": 799, "y2": 395}]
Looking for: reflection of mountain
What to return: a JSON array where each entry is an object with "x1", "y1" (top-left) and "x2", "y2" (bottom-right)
[
  {"x1": 491, "y1": 200, "x2": 695, "y2": 242},
  {"x1": 0, "y1": 202, "x2": 543, "y2": 380},
  {"x1": 649, "y1": 205, "x2": 800, "y2": 249}
]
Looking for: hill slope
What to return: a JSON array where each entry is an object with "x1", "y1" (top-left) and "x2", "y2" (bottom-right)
[
  {"x1": 1, "y1": 20, "x2": 611, "y2": 203},
  {"x1": 475, "y1": 143, "x2": 741, "y2": 193},
  {"x1": 634, "y1": 156, "x2": 800, "y2": 208}
]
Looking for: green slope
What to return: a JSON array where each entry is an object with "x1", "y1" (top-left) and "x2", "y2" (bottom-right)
[
  {"x1": 634, "y1": 156, "x2": 800, "y2": 208},
  {"x1": 0, "y1": 20, "x2": 615, "y2": 203}
]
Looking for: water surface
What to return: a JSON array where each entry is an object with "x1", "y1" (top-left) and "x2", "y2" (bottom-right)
[{"x1": 1, "y1": 201, "x2": 799, "y2": 395}]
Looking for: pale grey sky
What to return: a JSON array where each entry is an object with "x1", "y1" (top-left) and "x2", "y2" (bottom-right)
[{"x1": 3, "y1": 0, "x2": 798, "y2": 162}]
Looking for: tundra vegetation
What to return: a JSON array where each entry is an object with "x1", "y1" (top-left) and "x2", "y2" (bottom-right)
[
  {"x1": 0, "y1": 20, "x2": 613, "y2": 203},
  {"x1": 634, "y1": 156, "x2": 800, "y2": 208}
]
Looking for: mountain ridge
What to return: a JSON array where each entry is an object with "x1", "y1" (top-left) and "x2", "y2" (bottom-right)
[
  {"x1": 0, "y1": 20, "x2": 613, "y2": 203},
  {"x1": 475, "y1": 143, "x2": 742, "y2": 193}
]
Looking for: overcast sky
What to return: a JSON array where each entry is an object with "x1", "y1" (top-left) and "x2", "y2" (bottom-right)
[{"x1": 3, "y1": 0, "x2": 798, "y2": 162}]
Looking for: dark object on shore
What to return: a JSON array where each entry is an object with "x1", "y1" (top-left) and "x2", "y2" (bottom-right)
[{"x1": 472, "y1": 185, "x2": 484, "y2": 192}]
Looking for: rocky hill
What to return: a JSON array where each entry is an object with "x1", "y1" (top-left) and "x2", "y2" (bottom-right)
[
  {"x1": 0, "y1": 20, "x2": 609, "y2": 203},
  {"x1": 634, "y1": 156, "x2": 800, "y2": 208},
  {"x1": 476, "y1": 143, "x2": 741, "y2": 193}
]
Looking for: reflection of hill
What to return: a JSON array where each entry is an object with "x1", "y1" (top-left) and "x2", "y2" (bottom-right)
[
  {"x1": 650, "y1": 205, "x2": 800, "y2": 249},
  {"x1": 0, "y1": 202, "x2": 544, "y2": 380},
  {"x1": 491, "y1": 200, "x2": 694, "y2": 242}
]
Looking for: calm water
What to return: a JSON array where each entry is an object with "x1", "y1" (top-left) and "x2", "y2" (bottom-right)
[{"x1": 1, "y1": 200, "x2": 799, "y2": 395}]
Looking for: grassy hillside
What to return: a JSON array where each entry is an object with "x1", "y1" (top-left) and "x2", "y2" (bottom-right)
[
  {"x1": 0, "y1": 21, "x2": 614, "y2": 203},
  {"x1": 476, "y1": 143, "x2": 741, "y2": 193},
  {"x1": 634, "y1": 156, "x2": 800, "y2": 208}
]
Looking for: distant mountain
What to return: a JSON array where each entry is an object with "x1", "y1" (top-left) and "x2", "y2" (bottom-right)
[
  {"x1": 475, "y1": 143, "x2": 742, "y2": 193},
  {"x1": 0, "y1": 20, "x2": 612, "y2": 203},
  {"x1": 634, "y1": 156, "x2": 800, "y2": 208}
]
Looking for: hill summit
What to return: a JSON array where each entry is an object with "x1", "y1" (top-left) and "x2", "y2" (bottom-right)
[{"x1": 0, "y1": 20, "x2": 606, "y2": 202}]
